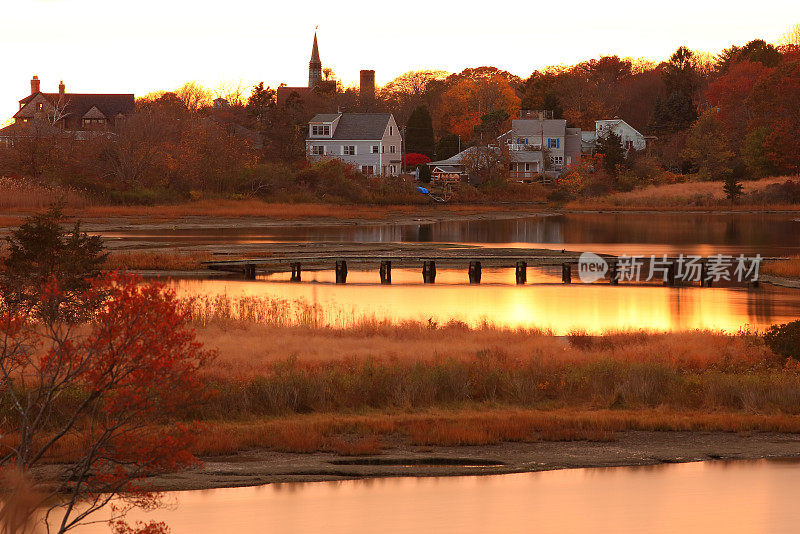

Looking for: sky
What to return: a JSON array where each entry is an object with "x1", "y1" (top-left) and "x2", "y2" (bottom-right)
[{"x1": 1, "y1": 0, "x2": 798, "y2": 123}]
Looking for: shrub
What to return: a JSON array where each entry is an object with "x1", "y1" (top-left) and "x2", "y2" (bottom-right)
[{"x1": 763, "y1": 321, "x2": 800, "y2": 359}]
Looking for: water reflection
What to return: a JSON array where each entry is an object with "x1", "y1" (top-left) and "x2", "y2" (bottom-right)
[
  {"x1": 103, "y1": 212, "x2": 800, "y2": 257},
  {"x1": 72, "y1": 460, "x2": 800, "y2": 534},
  {"x1": 169, "y1": 268, "x2": 800, "y2": 333}
]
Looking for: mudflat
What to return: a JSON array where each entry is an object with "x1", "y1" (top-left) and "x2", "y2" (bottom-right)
[{"x1": 142, "y1": 431, "x2": 800, "y2": 491}]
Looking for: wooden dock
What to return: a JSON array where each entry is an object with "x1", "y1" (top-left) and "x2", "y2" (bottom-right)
[{"x1": 203, "y1": 246, "x2": 767, "y2": 287}]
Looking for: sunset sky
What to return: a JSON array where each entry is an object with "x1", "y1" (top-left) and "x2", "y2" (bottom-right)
[{"x1": 1, "y1": 0, "x2": 798, "y2": 122}]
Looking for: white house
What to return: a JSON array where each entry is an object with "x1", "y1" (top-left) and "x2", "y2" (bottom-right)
[
  {"x1": 306, "y1": 113, "x2": 403, "y2": 176},
  {"x1": 499, "y1": 110, "x2": 582, "y2": 181},
  {"x1": 582, "y1": 118, "x2": 649, "y2": 154}
]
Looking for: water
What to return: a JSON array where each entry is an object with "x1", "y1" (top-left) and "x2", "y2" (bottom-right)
[
  {"x1": 131, "y1": 212, "x2": 800, "y2": 333},
  {"x1": 72, "y1": 460, "x2": 800, "y2": 534},
  {"x1": 107, "y1": 212, "x2": 800, "y2": 257},
  {"x1": 171, "y1": 268, "x2": 800, "y2": 333}
]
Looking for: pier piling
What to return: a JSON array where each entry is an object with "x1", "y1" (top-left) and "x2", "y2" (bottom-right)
[
  {"x1": 608, "y1": 262, "x2": 619, "y2": 285},
  {"x1": 515, "y1": 261, "x2": 527, "y2": 284},
  {"x1": 244, "y1": 264, "x2": 256, "y2": 280},
  {"x1": 422, "y1": 261, "x2": 436, "y2": 284},
  {"x1": 562, "y1": 263, "x2": 572, "y2": 284},
  {"x1": 468, "y1": 261, "x2": 482, "y2": 284},
  {"x1": 335, "y1": 260, "x2": 348, "y2": 284},
  {"x1": 380, "y1": 261, "x2": 392, "y2": 284},
  {"x1": 290, "y1": 262, "x2": 302, "y2": 282}
]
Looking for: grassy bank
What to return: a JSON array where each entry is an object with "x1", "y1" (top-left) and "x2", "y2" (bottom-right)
[
  {"x1": 9, "y1": 315, "x2": 800, "y2": 462},
  {"x1": 567, "y1": 176, "x2": 800, "y2": 211}
]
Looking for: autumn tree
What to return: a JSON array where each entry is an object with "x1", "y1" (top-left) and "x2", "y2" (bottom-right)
[
  {"x1": 0, "y1": 272, "x2": 211, "y2": 534},
  {"x1": 681, "y1": 109, "x2": 735, "y2": 180},
  {"x1": 405, "y1": 105, "x2": 435, "y2": 158},
  {"x1": 437, "y1": 72, "x2": 520, "y2": 140}
]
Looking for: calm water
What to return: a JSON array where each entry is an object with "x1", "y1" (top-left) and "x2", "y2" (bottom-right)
[
  {"x1": 170, "y1": 267, "x2": 800, "y2": 333},
  {"x1": 132, "y1": 212, "x2": 800, "y2": 333},
  {"x1": 107, "y1": 212, "x2": 800, "y2": 257},
  {"x1": 72, "y1": 460, "x2": 800, "y2": 534}
]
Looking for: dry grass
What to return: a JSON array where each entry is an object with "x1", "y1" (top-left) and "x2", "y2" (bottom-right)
[
  {"x1": 0, "y1": 177, "x2": 92, "y2": 211},
  {"x1": 72, "y1": 201, "x2": 505, "y2": 221},
  {"x1": 104, "y1": 250, "x2": 212, "y2": 271},
  {"x1": 193, "y1": 316, "x2": 771, "y2": 379},
  {"x1": 569, "y1": 176, "x2": 800, "y2": 210},
  {"x1": 189, "y1": 408, "x2": 800, "y2": 456},
  {"x1": 763, "y1": 257, "x2": 800, "y2": 279}
]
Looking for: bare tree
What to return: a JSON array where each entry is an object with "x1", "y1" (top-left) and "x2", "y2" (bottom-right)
[
  {"x1": 779, "y1": 23, "x2": 800, "y2": 45},
  {"x1": 175, "y1": 82, "x2": 212, "y2": 112}
]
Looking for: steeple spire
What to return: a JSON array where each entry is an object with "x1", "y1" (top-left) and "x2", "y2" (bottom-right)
[{"x1": 308, "y1": 31, "x2": 322, "y2": 89}]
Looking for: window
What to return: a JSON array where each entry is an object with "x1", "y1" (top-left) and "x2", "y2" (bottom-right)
[
  {"x1": 389, "y1": 126, "x2": 393, "y2": 135},
  {"x1": 371, "y1": 145, "x2": 379, "y2": 154},
  {"x1": 362, "y1": 165, "x2": 374, "y2": 175},
  {"x1": 390, "y1": 145, "x2": 396, "y2": 154},
  {"x1": 381, "y1": 146, "x2": 385, "y2": 153},
  {"x1": 36, "y1": 103, "x2": 43, "y2": 111},
  {"x1": 547, "y1": 138, "x2": 560, "y2": 149},
  {"x1": 310, "y1": 145, "x2": 324, "y2": 155},
  {"x1": 389, "y1": 165, "x2": 396, "y2": 174},
  {"x1": 82, "y1": 118, "x2": 106, "y2": 128},
  {"x1": 343, "y1": 146, "x2": 356, "y2": 155},
  {"x1": 311, "y1": 124, "x2": 330, "y2": 136}
]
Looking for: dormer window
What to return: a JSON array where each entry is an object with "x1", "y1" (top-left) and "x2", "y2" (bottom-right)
[{"x1": 311, "y1": 124, "x2": 331, "y2": 136}]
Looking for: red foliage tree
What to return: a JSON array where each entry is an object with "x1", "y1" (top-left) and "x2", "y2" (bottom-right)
[
  {"x1": 403, "y1": 153, "x2": 431, "y2": 168},
  {"x1": 0, "y1": 272, "x2": 213, "y2": 534}
]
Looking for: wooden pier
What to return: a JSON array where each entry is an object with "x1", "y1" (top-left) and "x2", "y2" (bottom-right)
[{"x1": 202, "y1": 247, "x2": 765, "y2": 287}]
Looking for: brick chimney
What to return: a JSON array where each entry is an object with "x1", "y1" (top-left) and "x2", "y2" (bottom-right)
[
  {"x1": 359, "y1": 69, "x2": 375, "y2": 105},
  {"x1": 31, "y1": 75, "x2": 40, "y2": 94},
  {"x1": 59, "y1": 80, "x2": 65, "y2": 98}
]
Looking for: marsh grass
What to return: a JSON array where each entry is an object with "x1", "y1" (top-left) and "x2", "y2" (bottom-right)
[
  {"x1": 0, "y1": 177, "x2": 91, "y2": 210},
  {"x1": 569, "y1": 176, "x2": 799, "y2": 210},
  {"x1": 763, "y1": 257, "x2": 800, "y2": 279},
  {"x1": 104, "y1": 250, "x2": 212, "y2": 271}
]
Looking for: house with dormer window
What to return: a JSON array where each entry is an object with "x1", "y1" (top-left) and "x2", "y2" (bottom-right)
[
  {"x1": 306, "y1": 112, "x2": 402, "y2": 176},
  {"x1": 2, "y1": 76, "x2": 134, "y2": 140}
]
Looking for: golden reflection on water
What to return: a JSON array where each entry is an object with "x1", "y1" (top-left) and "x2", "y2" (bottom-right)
[
  {"x1": 168, "y1": 268, "x2": 800, "y2": 334},
  {"x1": 71, "y1": 460, "x2": 800, "y2": 534}
]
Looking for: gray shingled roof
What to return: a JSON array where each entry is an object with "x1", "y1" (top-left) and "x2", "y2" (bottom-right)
[
  {"x1": 16, "y1": 93, "x2": 134, "y2": 119},
  {"x1": 511, "y1": 118, "x2": 567, "y2": 138},
  {"x1": 332, "y1": 113, "x2": 392, "y2": 140},
  {"x1": 309, "y1": 113, "x2": 341, "y2": 123}
]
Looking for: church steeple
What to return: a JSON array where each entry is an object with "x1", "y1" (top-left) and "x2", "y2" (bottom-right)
[{"x1": 308, "y1": 31, "x2": 322, "y2": 89}]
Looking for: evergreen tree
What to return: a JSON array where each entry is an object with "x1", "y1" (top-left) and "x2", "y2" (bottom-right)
[
  {"x1": 417, "y1": 163, "x2": 432, "y2": 184},
  {"x1": 435, "y1": 133, "x2": 461, "y2": 160},
  {"x1": 723, "y1": 175, "x2": 744, "y2": 200},
  {"x1": 405, "y1": 105, "x2": 435, "y2": 158},
  {"x1": 596, "y1": 131, "x2": 626, "y2": 175}
]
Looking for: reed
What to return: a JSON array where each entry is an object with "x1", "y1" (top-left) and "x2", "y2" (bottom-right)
[
  {"x1": 763, "y1": 257, "x2": 800, "y2": 279},
  {"x1": 104, "y1": 250, "x2": 212, "y2": 271},
  {"x1": 568, "y1": 175, "x2": 799, "y2": 210},
  {"x1": 0, "y1": 177, "x2": 91, "y2": 211}
]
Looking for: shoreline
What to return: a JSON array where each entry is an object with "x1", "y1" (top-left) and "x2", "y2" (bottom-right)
[
  {"x1": 4, "y1": 204, "x2": 800, "y2": 235},
  {"x1": 141, "y1": 430, "x2": 800, "y2": 492}
]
